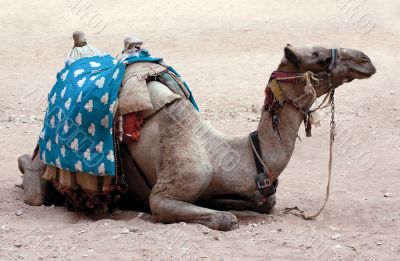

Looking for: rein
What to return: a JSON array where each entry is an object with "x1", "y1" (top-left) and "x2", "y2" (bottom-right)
[{"x1": 250, "y1": 48, "x2": 338, "y2": 220}]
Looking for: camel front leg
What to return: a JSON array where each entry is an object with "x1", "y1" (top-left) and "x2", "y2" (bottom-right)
[
  {"x1": 203, "y1": 194, "x2": 277, "y2": 214},
  {"x1": 150, "y1": 193, "x2": 239, "y2": 231}
]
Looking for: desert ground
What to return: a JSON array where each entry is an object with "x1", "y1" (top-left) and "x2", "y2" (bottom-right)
[{"x1": 0, "y1": 0, "x2": 399, "y2": 260}]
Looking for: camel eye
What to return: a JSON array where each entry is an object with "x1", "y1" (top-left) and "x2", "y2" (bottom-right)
[
  {"x1": 312, "y1": 52, "x2": 319, "y2": 58},
  {"x1": 318, "y1": 57, "x2": 332, "y2": 66}
]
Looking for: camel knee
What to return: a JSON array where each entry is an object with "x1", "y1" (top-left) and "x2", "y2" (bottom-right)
[
  {"x1": 17, "y1": 153, "x2": 55, "y2": 206},
  {"x1": 149, "y1": 194, "x2": 165, "y2": 221},
  {"x1": 149, "y1": 194, "x2": 183, "y2": 223}
]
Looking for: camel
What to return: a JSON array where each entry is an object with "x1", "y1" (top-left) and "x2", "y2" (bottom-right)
[{"x1": 18, "y1": 45, "x2": 376, "y2": 231}]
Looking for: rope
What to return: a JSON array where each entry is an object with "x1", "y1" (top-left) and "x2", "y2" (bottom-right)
[
  {"x1": 301, "y1": 71, "x2": 318, "y2": 101},
  {"x1": 284, "y1": 90, "x2": 335, "y2": 220}
]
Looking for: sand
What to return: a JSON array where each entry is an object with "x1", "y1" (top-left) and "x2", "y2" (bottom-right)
[{"x1": 0, "y1": 0, "x2": 399, "y2": 260}]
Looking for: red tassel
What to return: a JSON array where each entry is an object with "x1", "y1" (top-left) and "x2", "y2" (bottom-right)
[{"x1": 123, "y1": 112, "x2": 144, "y2": 143}]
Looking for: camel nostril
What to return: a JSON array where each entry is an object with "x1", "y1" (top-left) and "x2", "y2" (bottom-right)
[{"x1": 360, "y1": 53, "x2": 371, "y2": 62}]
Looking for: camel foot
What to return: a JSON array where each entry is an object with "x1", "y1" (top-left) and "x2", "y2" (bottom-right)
[{"x1": 211, "y1": 211, "x2": 239, "y2": 231}]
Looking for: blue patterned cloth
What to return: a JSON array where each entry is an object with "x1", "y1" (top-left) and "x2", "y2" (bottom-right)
[
  {"x1": 39, "y1": 54, "x2": 125, "y2": 176},
  {"x1": 39, "y1": 51, "x2": 198, "y2": 176}
]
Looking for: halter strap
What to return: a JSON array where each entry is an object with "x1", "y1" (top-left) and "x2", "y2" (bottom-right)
[
  {"x1": 249, "y1": 131, "x2": 278, "y2": 198},
  {"x1": 328, "y1": 48, "x2": 338, "y2": 72}
]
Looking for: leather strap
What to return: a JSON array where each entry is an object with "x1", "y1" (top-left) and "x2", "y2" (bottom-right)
[{"x1": 250, "y1": 131, "x2": 278, "y2": 197}]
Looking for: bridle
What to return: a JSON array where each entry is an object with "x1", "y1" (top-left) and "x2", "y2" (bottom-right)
[
  {"x1": 250, "y1": 49, "x2": 339, "y2": 218},
  {"x1": 264, "y1": 48, "x2": 339, "y2": 137}
]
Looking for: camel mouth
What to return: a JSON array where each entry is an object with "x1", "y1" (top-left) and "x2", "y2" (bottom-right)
[{"x1": 351, "y1": 63, "x2": 376, "y2": 79}]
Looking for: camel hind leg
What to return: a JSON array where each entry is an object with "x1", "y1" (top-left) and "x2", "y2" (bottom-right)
[
  {"x1": 149, "y1": 159, "x2": 239, "y2": 231},
  {"x1": 150, "y1": 193, "x2": 239, "y2": 231},
  {"x1": 149, "y1": 129, "x2": 239, "y2": 231}
]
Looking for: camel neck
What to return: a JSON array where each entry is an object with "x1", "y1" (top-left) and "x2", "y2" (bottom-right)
[{"x1": 256, "y1": 84, "x2": 305, "y2": 178}]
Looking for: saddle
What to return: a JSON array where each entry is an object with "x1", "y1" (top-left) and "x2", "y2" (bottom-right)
[{"x1": 42, "y1": 62, "x2": 186, "y2": 212}]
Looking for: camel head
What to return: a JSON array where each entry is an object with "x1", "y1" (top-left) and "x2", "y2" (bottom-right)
[{"x1": 278, "y1": 44, "x2": 376, "y2": 99}]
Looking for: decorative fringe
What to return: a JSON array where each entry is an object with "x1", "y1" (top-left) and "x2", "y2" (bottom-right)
[{"x1": 300, "y1": 71, "x2": 318, "y2": 102}]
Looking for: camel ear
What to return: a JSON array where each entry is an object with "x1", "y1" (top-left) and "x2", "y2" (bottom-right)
[{"x1": 284, "y1": 46, "x2": 301, "y2": 65}]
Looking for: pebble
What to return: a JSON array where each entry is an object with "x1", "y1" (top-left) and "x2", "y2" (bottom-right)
[
  {"x1": 15, "y1": 209, "x2": 23, "y2": 216},
  {"x1": 331, "y1": 234, "x2": 342, "y2": 240},
  {"x1": 121, "y1": 228, "x2": 130, "y2": 234},
  {"x1": 375, "y1": 242, "x2": 383, "y2": 246},
  {"x1": 214, "y1": 236, "x2": 222, "y2": 241},
  {"x1": 137, "y1": 212, "x2": 144, "y2": 218},
  {"x1": 129, "y1": 227, "x2": 139, "y2": 233},
  {"x1": 78, "y1": 229, "x2": 87, "y2": 234},
  {"x1": 384, "y1": 192, "x2": 392, "y2": 198}
]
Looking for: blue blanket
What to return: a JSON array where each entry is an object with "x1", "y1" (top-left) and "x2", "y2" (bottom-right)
[{"x1": 39, "y1": 51, "x2": 197, "y2": 176}]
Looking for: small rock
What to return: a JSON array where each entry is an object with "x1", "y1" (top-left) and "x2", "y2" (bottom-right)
[
  {"x1": 331, "y1": 234, "x2": 342, "y2": 240},
  {"x1": 15, "y1": 209, "x2": 23, "y2": 216},
  {"x1": 384, "y1": 192, "x2": 392, "y2": 198},
  {"x1": 129, "y1": 227, "x2": 139, "y2": 233},
  {"x1": 78, "y1": 229, "x2": 87, "y2": 234},
  {"x1": 375, "y1": 242, "x2": 383, "y2": 246},
  {"x1": 202, "y1": 231, "x2": 209, "y2": 235},
  {"x1": 14, "y1": 243, "x2": 22, "y2": 248},
  {"x1": 121, "y1": 228, "x2": 130, "y2": 234},
  {"x1": 214, "y1": 236, "x2": 222, "y2": 241},
  {"x1": 112, "y1": 235, "x2": 120, "y2": 239},
  {"x1": 137, "y1": 212, "x2": 144, "y2": 218},
  {"x1": 277, "y1": 228, "x2": 282, "y2": 232}
]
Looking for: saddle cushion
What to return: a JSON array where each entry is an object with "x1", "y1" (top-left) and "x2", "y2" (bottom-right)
[
  {"x1": 143, "y1": 81, "x2": 181, "y2": 118},
  {"x1": 118, "y1": 62, "x2": 168, "y2": 115}
]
